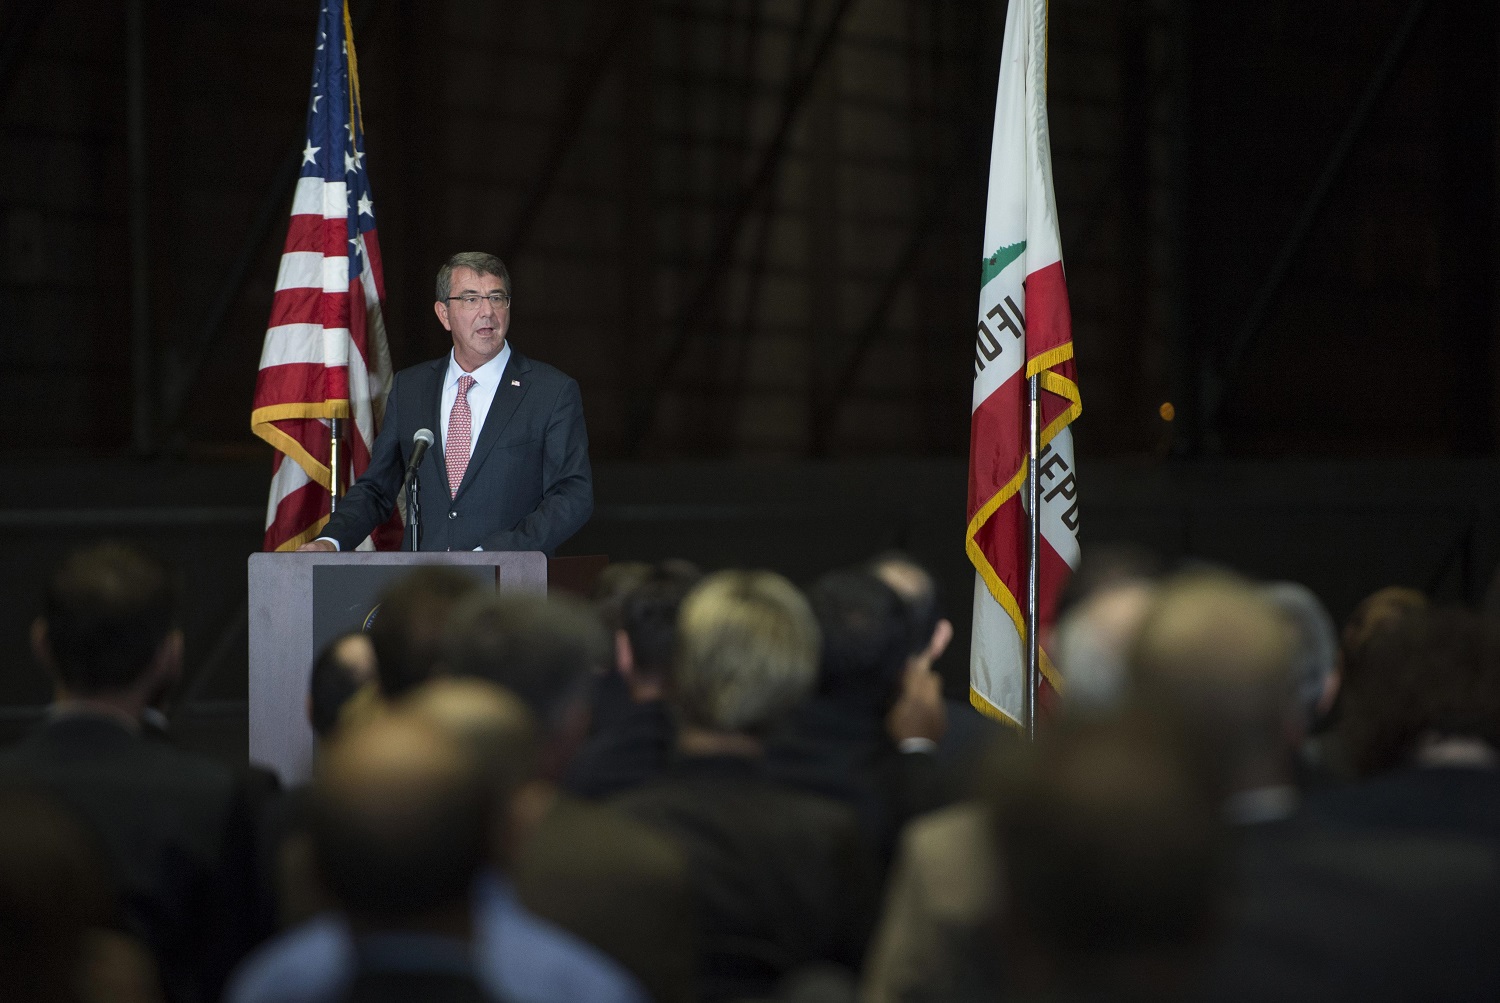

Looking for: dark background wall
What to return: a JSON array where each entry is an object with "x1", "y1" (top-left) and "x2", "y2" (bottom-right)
[{"x1": 0, "y1": 0, "x2": 1496, "y2": 756}]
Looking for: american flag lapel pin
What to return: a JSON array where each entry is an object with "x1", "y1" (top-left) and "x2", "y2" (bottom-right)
[{"x1": 511, "y1": 379, "x2": 521, "y2": 386}]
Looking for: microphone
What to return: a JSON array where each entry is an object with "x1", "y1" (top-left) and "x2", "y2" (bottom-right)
[{"x1": 401, "y1": 428, "x2": 435, "y2": 494}]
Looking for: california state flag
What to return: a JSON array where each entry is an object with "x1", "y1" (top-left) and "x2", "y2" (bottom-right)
[{"x1": 967, "y1": 0, "x2": 1082, "y2": 726}]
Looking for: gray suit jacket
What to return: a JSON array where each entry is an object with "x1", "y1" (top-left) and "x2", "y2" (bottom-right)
[{"x1": 323, "y1": 348, "x2": 593, "y2": 554}]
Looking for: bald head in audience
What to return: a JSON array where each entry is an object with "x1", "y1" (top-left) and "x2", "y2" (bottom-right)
[
  {"x1": 400, "y1": 679, "x2": 541, "y2": 865},
  {"x1": 1129, "y1": 573, "x2": 1298, "y2": 796},
  {"x1": 308, "y1": 713, "x2": 491, "y2": 932}
]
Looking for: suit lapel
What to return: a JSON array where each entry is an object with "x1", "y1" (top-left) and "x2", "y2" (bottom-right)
[
  {"x1": 454, "y1": 349, "x2": 531, "y2": 500},
  {"x1": 420, "y1": 357, "x2": 450, "y2": 489}
]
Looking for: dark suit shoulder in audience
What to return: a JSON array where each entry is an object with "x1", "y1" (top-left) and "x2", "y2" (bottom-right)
[
  {"x1": 1203, "y1": 812, "x2": 1500, "y2": 1002},
  {"x1": 0, "y1": 712, "x2": 255, "y2": 1003},
  {"x1": 565, "y1": 699, "x2": 675, "y2": 800},
  {"x1": 769, "y1": 697, "x2": 964, "y2": 861},
  {"x1": 1299, "y1": 764, "x2": 1500, "y2": 842},
  {"x1": 614, "y1": 755, "x2": 878, "y2": 1001},
  {"x1": 514, "y1": 794, "x2": 695, "y2": 1003}
]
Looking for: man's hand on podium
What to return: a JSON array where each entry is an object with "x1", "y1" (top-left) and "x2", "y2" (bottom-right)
[{"x1": 295, "y1": 540, "x2": 337, "y2": 552}]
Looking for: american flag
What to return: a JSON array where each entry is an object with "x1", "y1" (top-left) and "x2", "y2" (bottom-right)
[{"x1": 251, "y1": 1, "x2": 397, "y2": 552}]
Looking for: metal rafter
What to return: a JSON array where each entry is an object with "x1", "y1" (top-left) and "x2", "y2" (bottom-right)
[
  {"x1": 500, "y1": 0, "x2": 633, "y2": 261},
  {"x1": 625, "y1": 0, "x2": 859, "y2": 455},
  {"x1": 1198, "y1": 0, "x2": 1431, "y2": 447}
]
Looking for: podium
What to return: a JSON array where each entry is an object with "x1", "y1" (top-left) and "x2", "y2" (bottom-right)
[{"x1": 247, "y1": 551, "x2": 606, "y2": 784}]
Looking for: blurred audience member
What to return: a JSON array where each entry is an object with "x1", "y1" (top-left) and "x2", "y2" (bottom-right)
[
  {"x1": 307, "y1": 632, "x2": 377, "y2": 743},
  {"x1": 616, "y1": 570, "x2": 877, "y2": 1001},
  {"x1": 1052, "y1": 582, "x2": 1158, "y2": 713},
  {"x1": 306, "y1": 714, "x2": 495, "y2": 1001},
  {"x1": 368, "y1": 567, "x2": 483, "y2": 699},
  {"x1": 861, "y1": 770, "x2": 1001, "y2": 1003},
  {"x1": 1323, "y1": 607, "x2": 1500, "y2": 821},
  {"x1": 1299, "y1": 585, "x2": 1428, "y2": 781},
  {"x1": 865, "y1": 551, "x2": 1163, "y2": 1003},
  {"x1": 1129, "y1": 572, "x2": 1298, "y2": 817},
  {"x1": 1338, "y1": 586, "x2": 1428, "y2": 702},
  {"x1": 868, "y1": 552, "x2": 1005, "y2": 763},
  {"x1": 1191, "y1": 602, "x2": 1500, "y2": 1001},
  {"x1": 586, "y1": 561, "x2": 656, "y2": 736},
  {"x1": 0, "y1": 787, "x2": 162, "y2": 1003},
  {"x1": 1261, "y1": 582, "x2": 1339, "y2": 731},
  {"x1": 569, "y1": 561, "x2": 701, "y2": 799},
  {"x1": 991, "y1": 714, "x2": 1226, "y2": 1002},
  {"x1": 261, "y1": 632, "x2": 379, "y2": 929},
  {"x1": 229, "y1": 682, "x2": 646, "y2": 1003},
  {"x1": 1054, "y1": 543, "x2": 1164, "y2": 617},
  {"x1": 446, "y1": 593, "x2": 694, "y2": 1003},
  {"x1": 1, "y1": 543, "x2": 256, "y2": 1003},
  {"x1": 770, "y1": 567, "x2": 955, "y2": 854}
]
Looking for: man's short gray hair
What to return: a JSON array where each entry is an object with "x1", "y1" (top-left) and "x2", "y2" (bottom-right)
[
  {"x1": 436, "y1": 252, "x2": 511, "y2": 302},
  {"x1": 673, "y1": 570, "x2": 820, "y2": 734}
]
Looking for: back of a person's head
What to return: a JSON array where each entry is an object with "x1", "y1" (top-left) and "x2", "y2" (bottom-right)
[
  {"x1": 368, "y1": 567, "x2": 482, "y2": 698},
  {"x1": 1055, "y1": 543, "x2": 1164, "y2": 622},
  {"x1": 591, "y1": 560, "x2": 654, "y2": 633},
  {"x1": 400, "y1": 678, "x2": 540, "y2": 804},
  {"x1": 443, "y1": 591, "x2": 610, "y2": 725},
  {"x1": 308, "y1": 713, "x2": 490, "y2": 922},
  {"x1": 1053, "y1": 581, "x2": 1158, "y2": 715},
  {"x1": 808, "y1": 568, "x2": 911, "y2": 712},
  {"x1": 674, "y1": 570, "x2": 820, "y2": 734},
  {"x1": 1341, "y1": 585, "x2": 1427, "y2": 685},
  {"x1": 1338, "y1": 607, "x2": 1500, "y2": 775},
  {"x1": 40, "y1": 542, "x2": 173, "y2": 695},
  {"x1": 0, "y1": 788, "x2": 115, "y2": 1002},
  {"x1": 868, "y1": 551, "x2": 943, "y2": 657},
  {"x1": 620, "y1": 561, "x2": 703, "y2": 681},
  {"x1": 308, "y1": 632, "x2": 377, "y2": 739},
  {"x1": 1128, "y1": 572, "x2": 1297, "y2": 787},
  {"x1": 1261, "y1": 581, "x2": 1339, "y2": 729},
  {"x1": 988, "y1": 714, "x2": 1224, "y2": 998}
]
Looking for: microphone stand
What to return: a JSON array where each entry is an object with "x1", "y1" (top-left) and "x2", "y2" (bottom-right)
[{"x1": 403, "y1": 468, "x2": 421, "y2": 552}]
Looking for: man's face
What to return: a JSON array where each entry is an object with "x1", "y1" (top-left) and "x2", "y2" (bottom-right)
[{"x1": 435, "y1": 266, "x2": 511, "y2": 372}]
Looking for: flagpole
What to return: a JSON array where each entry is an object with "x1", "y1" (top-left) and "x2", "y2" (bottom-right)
[
  {"x1": 329, "y1": 418, "x2": 343, "y2": 514},
  {"x1": 1026, "y1": 373, "x2": 1041, "y2": 740}
]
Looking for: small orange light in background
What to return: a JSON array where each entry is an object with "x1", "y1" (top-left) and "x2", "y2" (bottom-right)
[{"x1": 1159, "y1": 402, "x2": 1176, "y2": 421}]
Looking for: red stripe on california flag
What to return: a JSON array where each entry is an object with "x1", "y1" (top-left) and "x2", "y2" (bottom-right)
[
  {"x1": 1037, "y1": 536, "x2": 1071, "y2": 636},
  {"x1": 1023, "y1": 260, "x2": 1072, "y2": 360},
  {"x1": 972, "y1": 497, "x2": 1025, "y2": 607},
  {"x1": 967, "y1": 376, "x2": 1024, "y2": 519}
]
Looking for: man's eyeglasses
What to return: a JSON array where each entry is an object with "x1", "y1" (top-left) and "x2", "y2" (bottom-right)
[{"x1": 446, "y1": 292, "x2": 511, "y2": 309}]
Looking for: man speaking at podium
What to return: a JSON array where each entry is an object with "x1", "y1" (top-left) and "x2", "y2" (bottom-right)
[{"x1": 298, "y1": 252, "x2": 593, "y2": 555}]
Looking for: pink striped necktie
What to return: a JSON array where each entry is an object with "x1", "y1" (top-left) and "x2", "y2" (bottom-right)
[{"x1": 446, "y1": 374, "x2": 476, "y2": 497}]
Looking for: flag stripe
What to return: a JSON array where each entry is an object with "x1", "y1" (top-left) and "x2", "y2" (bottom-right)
[{"x1": 291, "y1": 175, "x2": 350, "y2": 218}]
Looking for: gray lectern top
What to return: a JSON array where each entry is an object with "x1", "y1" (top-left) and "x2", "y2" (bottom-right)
[{"x1": 248, "y1": 550, "x2": 548, "y2": 785}]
